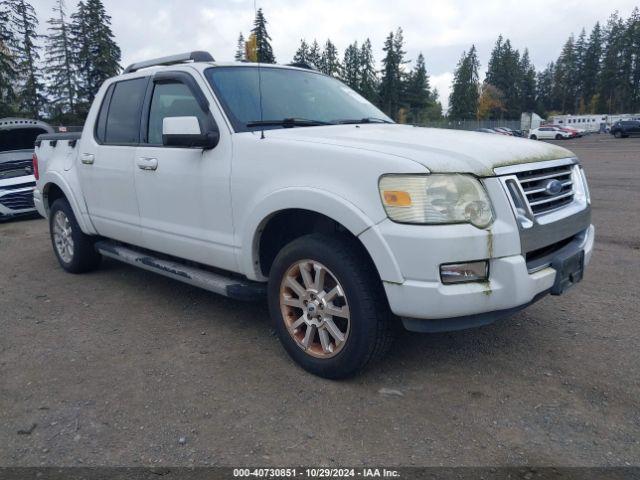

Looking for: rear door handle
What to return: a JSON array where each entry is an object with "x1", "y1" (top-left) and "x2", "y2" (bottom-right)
[
  {"x1": 136, "y1": 157, "x2": 158, "y2": 171},
  {"x1": 80, "y1": 153, "x2": 95, "y2": 165}
]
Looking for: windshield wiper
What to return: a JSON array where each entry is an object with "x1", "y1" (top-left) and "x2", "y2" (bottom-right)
[
  {"x1": 335, "y1": 117, "x2": 394, "y2": 125},
  {"x1": 246, "y1": 118, "x2": 333, "y2": 128}
]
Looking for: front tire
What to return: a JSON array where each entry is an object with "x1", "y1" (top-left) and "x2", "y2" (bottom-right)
[
  {"x1": 268, "y1": 233, "x2": 394, "y2": 379},
  {"x1": 555, "y1": 134, "x2": 563, "y2": 140},
  {"x1": 614, "y1": 131, "x2": 622, "y2": 138},
  {"x1": 49, "y1": 198, "x2": 102, "y2": 273}
]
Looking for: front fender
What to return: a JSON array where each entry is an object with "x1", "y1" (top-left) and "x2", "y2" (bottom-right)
[
  {"x1": 238, "y1": 187, "x2": 404, "y2": 284},
  {"x1": 41, "y1": 171, "x2": 97, "y2": 235}
]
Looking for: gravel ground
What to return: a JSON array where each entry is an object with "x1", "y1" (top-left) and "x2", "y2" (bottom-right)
[{"x1": 0, "y1": 134, "x2": 639, "y2": 467}]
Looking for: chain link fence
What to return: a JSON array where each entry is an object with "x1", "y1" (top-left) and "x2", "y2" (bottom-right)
[{"x1": 416, "y1": 119, "x2": 522, "y2": 131}]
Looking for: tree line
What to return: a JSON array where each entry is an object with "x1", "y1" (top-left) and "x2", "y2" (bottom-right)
[
  {"x1": 1, "y1": 3, "x2": 638, "y2": 125},
  {"x1": 0, "y1": 0, "x2": 120, "y2": 124},
  {"x1": 449, "y1": 8, "x2": 640, "y2": 120}
]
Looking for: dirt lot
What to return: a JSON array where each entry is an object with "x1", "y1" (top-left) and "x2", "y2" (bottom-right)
[{"x1": 1, "y1": 134, "x2": 639, "y2": 467}]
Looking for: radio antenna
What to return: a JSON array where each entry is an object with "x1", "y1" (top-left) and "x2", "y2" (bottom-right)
[{"x1": 254, "y1": 0, "x2": 265, "y2": 139}]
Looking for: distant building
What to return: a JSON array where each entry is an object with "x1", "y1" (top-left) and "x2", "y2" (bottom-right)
[{"x1": 548, "y1": 113, "x2": 640, "y2": 132}]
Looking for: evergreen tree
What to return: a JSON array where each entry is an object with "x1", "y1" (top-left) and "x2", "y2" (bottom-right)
[
  {"x1": 9, "y1": 0, "x2": 45, "y2": 118},
  {"x1": 250, "y1": 8, "x2": 275, "y2": 63},
  {"x1": 597, "y1": 12, "x2": 625, "y2": 113},
  {"x1": 519, "y1": 49, "x2": 537, "y2": 112},
  {"x1": 358, "y1": 39, "x2": 378, "y2": 103},
  {"x1": 573, "y1": 28, "x2": 587, "y2": 111},
  {"x1": 535, "y1": 62, "x2": 555, "y2": 115},
  {"x1": 448, "y1": 45, "x2": 480, "y2": 120},
  {"x1": 378, "y1": 28, "x2": 407, "y2": 121},
  {"x1": 307, "y1": 40, "x2": 321, "y2": 68},
  {"x1": 622, "y1": 7, "x2": 640, "y2": 111},
  {"x1": 234, "y1": 33, "x2": 245, "y2": 61},
  {"x1": 292, "y1": 39, "x2": 310, "y2": 64},
  {"x1": 320, "y1": 39, "x2": 341, "y2": 77},
  {"x1": 426, "y1": 88, "x2": 443, "y2": 120},
  {"x1": 0, "y1": 0, "x2": 17, "y2": 116},
  {"x1": 342, "y1": 41, "x2": 360, "y2": 91},
  {"x1": 581, "y1": 22, "x2": 603, "y2": 110},
  {"x1": 45, "y1": 0, "x2": 75, "y2": 121},
  {"x1": 553, "y1": 35, "x2": 578, "y2": 113},
  {"x1": 71, "y1": 0, "x2": 121, "y2": 115},
  {"x1": 404, "y1": 53, "x2": 431, "y2": 123},
  {"x1": 484, "y1": 36, "x2": 521, "y2": 118}
]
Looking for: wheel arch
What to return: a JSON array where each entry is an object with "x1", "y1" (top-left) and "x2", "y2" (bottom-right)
[
  {"x1": 239, "y1": 188, "x2": 403, "y2": 284},
  {"x1": 41, "y1": 174, "x2": 96, "y2": 235}
]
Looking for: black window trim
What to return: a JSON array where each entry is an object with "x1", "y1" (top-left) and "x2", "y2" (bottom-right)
[
  {"x1": 93, "y1": 76, "x2": 151, "y2": 147},
  {"x1": 140, "y1": 70, "x2": 218, "y2": 147}
]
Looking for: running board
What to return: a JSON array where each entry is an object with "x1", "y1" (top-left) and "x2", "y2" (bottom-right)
[{"x1": 95, "y1": 241, "x2": 266, "y2": 301}]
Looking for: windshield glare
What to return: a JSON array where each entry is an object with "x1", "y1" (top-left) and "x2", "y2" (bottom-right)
[{"x1": 205, "y1": 66, "x2": 391, "y2": 132}]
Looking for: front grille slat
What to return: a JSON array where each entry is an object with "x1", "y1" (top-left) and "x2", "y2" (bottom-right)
[
  {"x1": 528, "y1": 190, "x2": 574, "y2": 207},
  {"x1": 511, "y1": 163, "x2": 576, "y2": 216},
  {"x1": 0, "y1": 191, "x2": 34, "y2": 210}
]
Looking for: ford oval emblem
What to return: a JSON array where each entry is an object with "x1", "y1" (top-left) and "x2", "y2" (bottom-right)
[{"x1": 544, "y1": 179, "x2": 563, "y2": 196}]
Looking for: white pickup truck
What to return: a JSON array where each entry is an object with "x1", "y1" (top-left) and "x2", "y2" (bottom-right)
[{"x1": 33, "y1": 51, "x2": 594, "y2": 378}]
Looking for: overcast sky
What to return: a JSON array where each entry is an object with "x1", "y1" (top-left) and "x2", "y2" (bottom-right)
[{"x1": 34, "y1": 0, "x2": 639, "y2": 110}]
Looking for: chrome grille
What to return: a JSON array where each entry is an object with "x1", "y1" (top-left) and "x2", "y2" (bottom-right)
[
  {"x1": 0, "y1": 190, "x2": 34, "y2": 210},
  {"x1": 513, "y1": 164, "x2": 574, "y2": 215}
]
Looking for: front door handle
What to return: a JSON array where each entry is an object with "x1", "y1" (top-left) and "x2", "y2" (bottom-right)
[
  {"x1": 136, "y1": 157, "x2": 158, "y2": 171},
  {"x1": 80, "y1": 153, "x2": 95, "y2": 165}
]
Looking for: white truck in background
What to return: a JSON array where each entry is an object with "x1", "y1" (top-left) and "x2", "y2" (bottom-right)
[
  {"x1": 0, "y1": 118, "x2": 53, "y2": 220},
  {"x1": 33, "y1": 52, "x2": 594, "y2": 378}
]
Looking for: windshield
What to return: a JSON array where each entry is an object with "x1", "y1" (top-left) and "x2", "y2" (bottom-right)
[{"x1": 205, "y1": 66, "x2": 391, "y2": 132}]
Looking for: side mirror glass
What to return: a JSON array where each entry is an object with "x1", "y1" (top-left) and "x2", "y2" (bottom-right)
[{"x1": 162, "y1": 116, "x2": 219, "y2": 149}]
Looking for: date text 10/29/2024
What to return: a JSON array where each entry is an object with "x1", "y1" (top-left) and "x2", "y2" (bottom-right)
[{"x1": 233, "y1": 468, "x2": 401, "y2": 478}]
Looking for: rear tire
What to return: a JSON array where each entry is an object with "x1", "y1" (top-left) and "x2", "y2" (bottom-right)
[
  {"x1": 49, "y1": 198, "x2": 102, "y2": 273},
  {"x1": 530, "y1": 134, "x2": 537, "y2": 140},
  {"x1": 614, "y1": 131, "x2": 622, "y2": 138},
  {"x1": 268, "y1": 233, "x2": 395, "y2": 379}
]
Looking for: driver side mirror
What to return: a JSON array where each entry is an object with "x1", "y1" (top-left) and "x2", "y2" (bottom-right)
[{"x1": 162, "y1": 116, "x2": 219, "y2": 149}]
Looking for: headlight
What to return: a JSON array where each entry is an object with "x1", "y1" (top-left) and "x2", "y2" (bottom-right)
[{"x1": 379, "y1": 174, "x2": 494, "y2": 228}]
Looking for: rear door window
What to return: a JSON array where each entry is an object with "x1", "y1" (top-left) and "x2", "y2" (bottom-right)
[{"x1": 104, "y1": 78, "x2": 148, "y2": 144}]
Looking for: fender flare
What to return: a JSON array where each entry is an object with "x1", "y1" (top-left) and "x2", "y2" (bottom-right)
[
  {"x1": 41, "y1": 171, "x2": 97, "y2": 235},
  {"x1": 238, "y1": 187, "x2": 404, "y2": 284}
]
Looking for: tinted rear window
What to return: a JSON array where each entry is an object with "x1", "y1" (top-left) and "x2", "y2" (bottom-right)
[
  {"x1": 0, "y1": 128, "x2": 48, "y2": 152},
  {"x1": 104, "y1": 78, "x2": 147, "y2": 144}
]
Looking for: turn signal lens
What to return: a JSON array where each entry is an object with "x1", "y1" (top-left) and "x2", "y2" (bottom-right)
[{"x1": 382, "y1": 190, "x2": 412, "y2": 207}]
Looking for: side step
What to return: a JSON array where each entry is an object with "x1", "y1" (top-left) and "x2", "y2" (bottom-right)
[{"x1": 95, "y1": 241, "x2": 266, "y2": 301}]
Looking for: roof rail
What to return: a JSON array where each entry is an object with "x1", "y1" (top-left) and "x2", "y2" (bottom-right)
[
  {"x1": 124, "y1": 51, "x2": 215, "y2": 73},
  {"x1": 286, "y1": 62, "x2": 318, "y2": 71}
]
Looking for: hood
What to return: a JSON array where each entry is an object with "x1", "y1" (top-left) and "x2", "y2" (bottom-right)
[{"x1": 262, "y1": 124, "x2": 575, "y2": 176}]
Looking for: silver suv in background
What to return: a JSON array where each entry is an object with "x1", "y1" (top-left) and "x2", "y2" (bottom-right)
[{"x1": 0, "y1": 118, "x2": 53, "y2": 220}]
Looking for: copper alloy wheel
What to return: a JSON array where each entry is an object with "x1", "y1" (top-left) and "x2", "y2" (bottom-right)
[{"x1": 279, "y1": 259, "x2": 351, "y2": 359}]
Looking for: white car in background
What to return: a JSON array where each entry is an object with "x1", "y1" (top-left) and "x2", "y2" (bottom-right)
[{"x1": 529, "y1": 126, "x2": 573, "y2": 140}]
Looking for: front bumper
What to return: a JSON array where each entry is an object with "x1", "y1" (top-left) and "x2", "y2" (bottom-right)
[
  {"x1": 393, "y1": 225, "x2": 594, "y2": 332},
  {"x1": 0, "y1": 176, "x2": 37, "y2": 219}
]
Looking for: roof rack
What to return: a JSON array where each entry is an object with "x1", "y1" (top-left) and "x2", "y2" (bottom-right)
[
  {"x1": 286, "y1": 62, "x2": 318, "y2": 71},
  {"x1": 124, "y1": 51, "x2": 215, "y2": 73}
]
